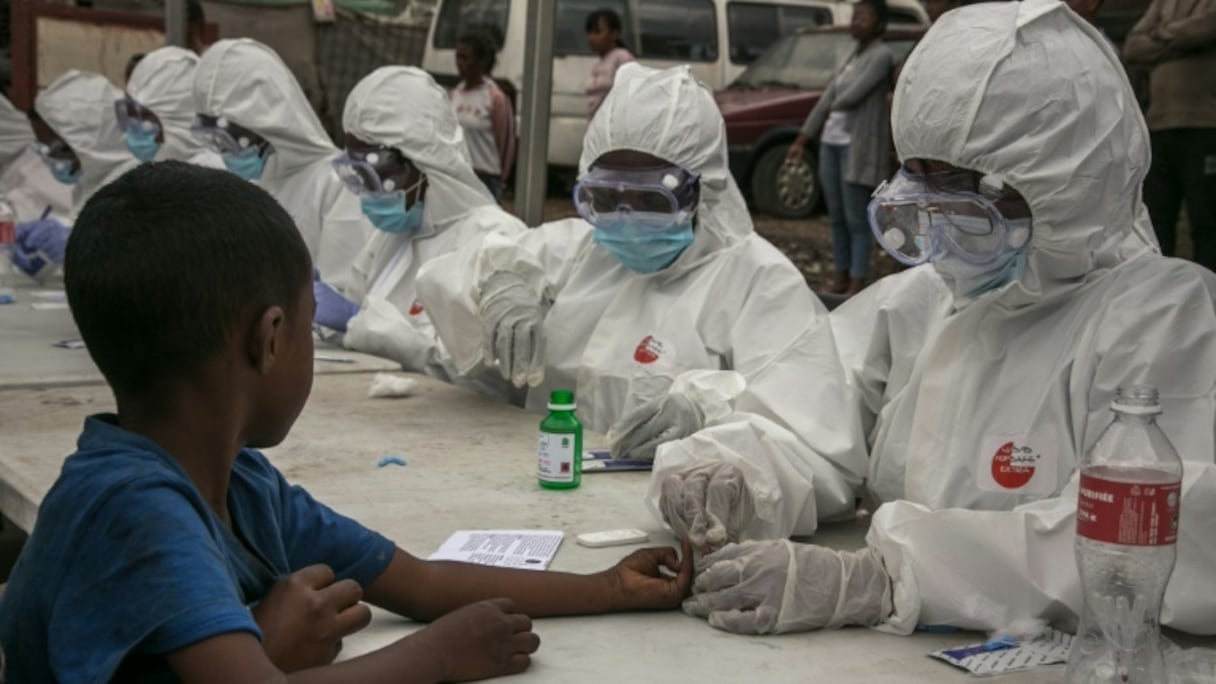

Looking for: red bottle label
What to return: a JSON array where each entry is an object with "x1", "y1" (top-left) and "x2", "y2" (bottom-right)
[{"x1": 1077, "y1": 473, "x2": 1181, "y2": 546}]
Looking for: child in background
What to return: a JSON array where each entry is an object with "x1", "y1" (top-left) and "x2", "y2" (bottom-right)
[
  {"x1": 0, "y1": 161, "x2": 692, "y2": 683},
  {"x1": 584, "y1": 9, "x2": 635, "y2": 118},
  {"x1": 451, "y1": 32, "x2": 514, "y2": 201}
]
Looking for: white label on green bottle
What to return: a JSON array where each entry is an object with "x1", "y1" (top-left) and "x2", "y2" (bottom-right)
[{"x1": 538, "y1": 431, "x2": 575, "y2": 483}]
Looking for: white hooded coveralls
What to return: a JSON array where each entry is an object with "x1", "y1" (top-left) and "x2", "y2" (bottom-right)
[
  {"x1": 829, "y1": 0, "x2": 1216, "y2": 635},
  {"x1": 419, "y1": 64, "x2": 869, "y2": 539},
  {"x1": 126, "y1": 47, "x2": 223, "y2": 169},
  {"x1": 193, "y1": 39, "x2": 373, "y2": 293},
  {"x1": 340, "y1": 67, "x2": 525, "y2": 377},
  {"x1": 0, "y1": 95, "x2": 72, "y2": 223},
  {"x1": 34, "y1": 71, "x2": 139, "y2": 220}
]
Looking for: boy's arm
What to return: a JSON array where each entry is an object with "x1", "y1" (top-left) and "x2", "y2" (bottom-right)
[
  {"x1": 167, "y1": 632, "x2": 440, "y2": 684},
  {"x1": 170, "y1": 598, "x2": 540, "y2": 683},
  {"x1": 363, "y1": 542, "x2": 692, "y2": 622}
]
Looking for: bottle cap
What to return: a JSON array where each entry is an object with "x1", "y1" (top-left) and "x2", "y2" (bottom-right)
[
  {"x1": 548, "y1": 389, "x2": 576, "y2": 411},
  {"x1": 1112, "y1": 385, "x2": 1162, "y2": 415}
]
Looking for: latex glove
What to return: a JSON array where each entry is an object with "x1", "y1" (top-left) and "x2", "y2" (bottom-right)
[
  {"x1": 10, "y1": 248, "x2": 48, "y2": 279},
  {"x1": 16, "y1": 218, "x2": 70, "y2": 265},
  {"x1": 609, "y1": 393, "x2": 704, "y2": 462},
  {"x1": 313, "y1": 280, "x2": 359, "y2": 333},
  {"x1": 478, "y1": 271, "x2": 545, "y2": 388},
  {"x1": 684, "y1": 540, "x2": 889, "y2": 635},
  {"x1": 658, "y1": 462, "x2": 754, "y2": 551}
]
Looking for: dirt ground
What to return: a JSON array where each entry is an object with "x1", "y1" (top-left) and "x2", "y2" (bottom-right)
[{"x1": 506, "y1": 197, "x2": 905, "y2": 294}]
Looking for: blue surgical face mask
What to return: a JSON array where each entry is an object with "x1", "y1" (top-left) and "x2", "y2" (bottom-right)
[
  {"x1": 124, "y1": 127, "x2": 161, "y2": 163},
  {"x1": 593, "y1": 213, "x2": 695, "y2": 274},
  {"x1": 360, "y1": 191, "x2": 424, "y2": 235},
  {"x1": 222, "y1": 145, "x2": 269, "y2": 181},
  {"x1": 932, "y1": 217, "x2": 1032, "y2": 302}
]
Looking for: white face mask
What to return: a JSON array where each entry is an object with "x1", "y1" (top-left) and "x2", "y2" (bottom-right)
[{"x1": 932, "y1": 217, "x2": 1032, "y2": 303}]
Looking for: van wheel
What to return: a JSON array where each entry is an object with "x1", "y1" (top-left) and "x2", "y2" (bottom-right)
[{"x1": 751, "y1": 145, "x2": 819, "y2": 219}]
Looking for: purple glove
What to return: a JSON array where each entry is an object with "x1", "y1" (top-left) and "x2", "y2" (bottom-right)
[
  {"x1": 313, "y1": 279, "x2": 359, "y2": 332},
  {"x1": 16, "y1": 218, "x2": 70, "y2": 265},
  {"x1": 10, "y1": 248, "x2": 48, "y2": 278}
]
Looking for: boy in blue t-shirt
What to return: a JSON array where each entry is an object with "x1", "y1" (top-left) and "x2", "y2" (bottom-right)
[{"x1": 0, "y1": 162, "x2": 692, "y2": 683}]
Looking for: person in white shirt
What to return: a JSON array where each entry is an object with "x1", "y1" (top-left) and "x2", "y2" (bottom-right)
[
  {"x1": 451, "y1": 32, "x2": 515, "y2": 201},
  {"x1": 585, "y1": 9, "x2": 635, "y2": 118}
]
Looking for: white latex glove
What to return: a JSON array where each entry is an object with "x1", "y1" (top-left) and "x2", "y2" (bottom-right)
[
  {"x1": 684, "y1": 540, "x2": 889, "y2": 635},
  {"x1": 477, "y1": 271, "x2": 545, "y2": 388},
  {"x1": 608, "y1": 392, "x2": 704, "y2": 462},
  {"x1": 658, "y1": 462, "x2": 754, "y2": 550}
]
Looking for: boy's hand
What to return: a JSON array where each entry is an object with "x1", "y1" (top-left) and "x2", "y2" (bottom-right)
[
  {"x1": 252, "y1": 564, "x2": 372, "y2": 673},
  {"x1": 604, "y1": 539, "x2": 694, "y2": 611},
  {"x1": 421, "y1": 598, "x2": 540, "y2": 681}
]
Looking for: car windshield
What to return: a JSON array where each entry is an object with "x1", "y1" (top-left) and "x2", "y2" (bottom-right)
[{"x1": 733, "y1": 32, "x2": 916, "y2": 90}]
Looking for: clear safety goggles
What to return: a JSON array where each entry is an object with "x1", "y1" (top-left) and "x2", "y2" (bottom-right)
[
  {"x1": 331, "y1": 147, "x2": 417, "y2": 197},
  {"x1": 113, "y1": 96, "x2": 160, "y2": 135},
  {"x1": 867, "y1": 169, "x2": 1029, "y2": 266},
  {"x1": 190, "y1": 114, "x2": 266, "y2": 156},
  {"x1": 573, "y1": 164, "x2": 699, "y2": 229},
  {"x1": 30, "y1": 140, "x2": 76, "y2": 175}
]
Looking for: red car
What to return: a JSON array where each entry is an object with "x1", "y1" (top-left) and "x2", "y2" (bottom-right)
[{"x1": 716, "y1": 26, "x2": 923, "y2": 218}]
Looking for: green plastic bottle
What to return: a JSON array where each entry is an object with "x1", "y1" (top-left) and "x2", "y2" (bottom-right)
[{"x1": 538, "y1": 389, "x2": 582, "y2": 490}]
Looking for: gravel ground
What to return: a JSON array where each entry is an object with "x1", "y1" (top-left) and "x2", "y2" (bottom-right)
[{"x1": 507, "y1": 197, "x2": 906, "y2": 294}]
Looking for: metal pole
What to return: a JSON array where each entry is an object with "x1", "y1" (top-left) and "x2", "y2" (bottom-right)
[
  {"x1": 165, "y1": 0, "x2": 188, "y2": 47},
  {"x1": 515, "y1": 0, "x2": 555, "y2": 227}
]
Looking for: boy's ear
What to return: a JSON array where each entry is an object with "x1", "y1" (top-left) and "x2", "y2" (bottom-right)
[{"x1": 249, "y1": 305, "x2": 287, "y2": 375}]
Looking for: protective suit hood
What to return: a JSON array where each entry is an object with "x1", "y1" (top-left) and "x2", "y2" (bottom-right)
[
  {"x1": 0, "y1": 95, "x2": 32, "y2": 169},
  {"x1": 343, "y1": 66, "x2": 495, "y2": 230},
  {"x1": 193, "y1": 38, "x2": 336, "y2": 176},
  {"x1": 580, "y1": 64, "x2": 751, "y2": 273},
  {"x1": 34, "y1": 70, "x2": 138, "y2": 208},
  {"x1": 893, "y1": 0, "x2": 1158, "y2": 306},
  {"x1": 127, "y1": 47, "x2": 212, "y2": 163}
]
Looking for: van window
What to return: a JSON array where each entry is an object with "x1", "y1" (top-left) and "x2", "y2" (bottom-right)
[
  {"x1": 727, "y1": 3, "x2": 832, "y2": 64},
  {"x1": 727, "y1": 3, "x2": 778, "y2": 64},
  {"x1": 782, "y1": 6, "x2": 832, "y2": 32},
  {"x1": 733, "y1": 31, "x2": 854, "y2": 90},
  {"x1": 554, "y1": 0, "x2": 630, "y2": 56},
  {"x1": 638, "y1": 0, "x2": 718, "y2": 62},
  {"x1": 433, "y1": 0, "x2": 509, "y2": 49}
]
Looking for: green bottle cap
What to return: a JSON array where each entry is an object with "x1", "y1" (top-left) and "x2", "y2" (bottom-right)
[{"x1": 548, "y1": 389, "x2": 576, "y2": 410}]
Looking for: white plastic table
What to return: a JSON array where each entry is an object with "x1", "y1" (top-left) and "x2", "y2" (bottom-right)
[{"x1": 0, "y1": 372, "x2": 1069, "y2": 683}]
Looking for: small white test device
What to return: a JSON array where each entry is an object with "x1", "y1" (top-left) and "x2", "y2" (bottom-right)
[{"x1": 575, "y1": 529, "x2": 650, "y2": 548}]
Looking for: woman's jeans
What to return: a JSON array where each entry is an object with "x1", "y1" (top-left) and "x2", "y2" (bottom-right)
[{"x1": 818, "y1": 142, "x2": 874, "y2": 279}]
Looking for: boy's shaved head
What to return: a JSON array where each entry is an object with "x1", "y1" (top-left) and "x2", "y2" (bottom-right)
[{"x1": 65, "y1": 161, "x2": 312, "y2": 397}]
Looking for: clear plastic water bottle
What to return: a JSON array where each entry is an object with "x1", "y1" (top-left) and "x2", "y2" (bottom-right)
[
  {"x1": 1067, "y1": 386, "x2": 1183, "y2": 684},
  {"x1": 0, "y1": 196, "x2": 16, "y2": 304}
]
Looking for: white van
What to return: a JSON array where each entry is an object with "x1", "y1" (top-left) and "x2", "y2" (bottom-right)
[{"x1": 422, "y1": 0, "x2": 927, "y2": 168}]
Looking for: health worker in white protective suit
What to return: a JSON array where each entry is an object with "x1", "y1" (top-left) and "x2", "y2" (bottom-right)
[
  {"x1": 13, "y1": 71, "x2": 138, "y2": 280},
  {"x1": 419, "y1": 64, "x2": 867, "y2": 538},
  {"x1": 681, "y1": 0, "x2": 1216, "y2": 638},
  {"x1": 119, "y1": 47, "x2": 222, "y2": 168},
  {"x1": 311, "y1": 66, "x2": 525, "y2": 378},
  {"x1": 192, "y1": 38, "x2": 373, "y2": 292},
  {"x1": 0, "y1": 95, "x2": 72, "y2": 224}
]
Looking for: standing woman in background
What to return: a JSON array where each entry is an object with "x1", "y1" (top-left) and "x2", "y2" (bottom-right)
[
  {"x1": 451, "y1": 32, "x2": 515, "y2": 201},
  {"x1": 786, "y1": 0, "x2": 893, "y2": 296},
  {"x1": 585, "y1": 9, "x2": 635, "y2": 118}
]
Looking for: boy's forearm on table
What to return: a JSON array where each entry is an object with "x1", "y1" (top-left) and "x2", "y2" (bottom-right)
[
  {"x1": 288, "y1": 632, "x2": 446, "y2": 684},
  {"x1": 364, "y1": 549, "x2": 621, "y2": 620},
  {"x1": 401, "y1": 560, "x2": 621, "y2": 620}
]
